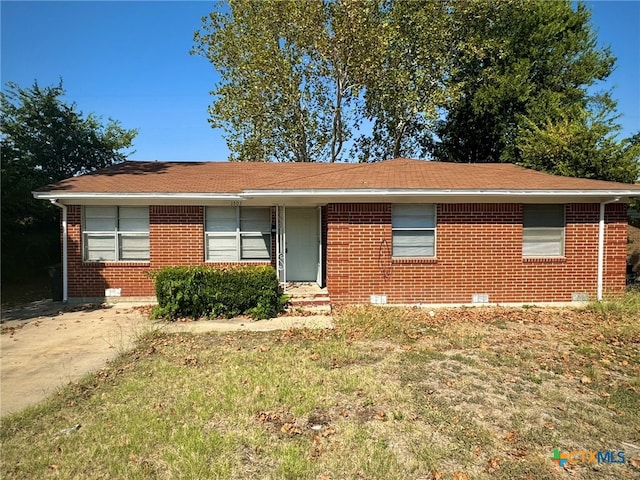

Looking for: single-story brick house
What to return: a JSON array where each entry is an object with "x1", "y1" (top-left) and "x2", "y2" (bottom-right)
[{"x1": 33, "y1": 158, "x2": 640, "y2": 305}]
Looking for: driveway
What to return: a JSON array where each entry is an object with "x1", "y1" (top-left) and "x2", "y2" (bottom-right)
[
  {"x1": 1, "y1": 300, "x2": 332, "y2": 417},
  {"x1": 1, "y1": 301, "x2": 151, "y2": 417}
]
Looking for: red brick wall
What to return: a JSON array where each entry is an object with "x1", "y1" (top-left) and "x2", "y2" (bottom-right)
[
  {"x1": 325, "y1": 202, "x2": 628, "y2": 304},
  {"x1": 67, "y1": 205, "x2": 154, "y2": 297},
  {"x1": 66, "y1": 205, "x2": 274, "y2": 298},
  {"x1": 150, "y1": 205, "x2": 204, "y2": 267},
  {"x1": 66, "y1": 202, "x2": 627, "y2": 302}
]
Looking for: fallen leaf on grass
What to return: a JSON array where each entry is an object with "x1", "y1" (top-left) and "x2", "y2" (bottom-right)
[
  {"x1": 630, "y1": 458, "x2": 640, "y2": 468},
  {"x1": 484, "y1": 456, "x2": 500, "y2": 472},
  {"x1": 430, "y1": 470, "x2": 442, "y2": 480},
  {"x1": 453, "y1": 471, "x2": 469, "y2": 480},
  {"x1": 322, "y1": 426, "x2": 336, "y2": 437},
  {"x1": 373, "y1": 411, "x2": 387, "y2": 421},
  {"x1": 580, "y1": 375, "x2": 592, "y2": 384},
  {"x1": 508, "y1": 448, "x2": 528, "y2": 458},
  {"x1": 281, "y1": 422, "x2": 302, "y2": 436}
]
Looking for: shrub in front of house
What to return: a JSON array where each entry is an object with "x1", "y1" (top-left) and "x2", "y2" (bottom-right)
[{"x1": 151, "y1": 265, "x2": 288, "y2": 320}]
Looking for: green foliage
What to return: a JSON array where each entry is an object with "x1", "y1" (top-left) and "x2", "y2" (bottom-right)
[
  {"x1": 1, "y1": 80, "x2": 137, "y2": 281},
  {"x1": 194, "y1": 0, "x2": 354, "y2": 163},
  {"x1": 195, "y1": 0, "x2": 637, "y2": 183},
  {"x1": 151, "y1": 265, "x2": 287, "y2": 320},
  {"x1": 517, "y1": 108, "x2": 639, "y2": 183},
  {"x1": 193, "y1": 0, "x2": 454, "y2": 163},
  {"x1": 586, "y1": 290, "x2": 640, "y2": 319},
  {"x1": 433, "y1": 0, "x2": 638, "y2": 182},
  {"x1": 353, "y1": 0, "x2": 454, "y2": 162}
]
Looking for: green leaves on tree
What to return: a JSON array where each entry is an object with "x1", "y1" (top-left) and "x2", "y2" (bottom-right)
[
  {"x1": 194, "y1": 0, "x2": 638, "y2": 184},
  {"x1": 1, "y1": 80, "x2": 137, "y2": 281}
]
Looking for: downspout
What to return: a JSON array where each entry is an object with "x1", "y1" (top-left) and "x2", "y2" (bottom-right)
[
  {"x1": 597, "y1": 198, "x2": 620, "y2": 301},
  {"x1": 49, "y1": 200, "x2": 68, "y2": 303}
]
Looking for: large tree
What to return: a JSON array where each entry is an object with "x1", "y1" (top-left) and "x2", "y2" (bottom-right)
[
  {"x1": 432, "y1": 0, "x2": 638, "y2": 182},
  {"x1": 195, "y1": 0, "x2": 367, "y2": 162},
  {"x1": 354, "y1": 0, "x2": 454, "y2": 162},
  {"x1": 1, "y1": 80, "x2": 137, "y2": 281},
  {"x1": 195, "y1": 0, "x2": 637, "y2": 182},
  {"x1": 193, "y1": 0, "x2": 454, "y2": 163}
]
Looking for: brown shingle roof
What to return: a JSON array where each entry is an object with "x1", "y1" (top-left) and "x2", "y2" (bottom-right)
[{"x1": 35, "y1": 158, "x2": 640, "y2": 194}]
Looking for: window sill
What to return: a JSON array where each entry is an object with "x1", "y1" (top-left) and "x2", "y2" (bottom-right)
[
  {"x1": 83, "y1": 261, "x2": 150, "y2": 266},
  {"x1": 392, "y1": 257, "x2": 437, "y2": 265},
  {"x1": 522, "y1": 257, "x2": 566, "y2": 264}
]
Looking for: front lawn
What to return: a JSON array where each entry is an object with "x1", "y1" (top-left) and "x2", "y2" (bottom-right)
[{"x1": 2, "y1": 298, "x2": 639, "y2": 479}]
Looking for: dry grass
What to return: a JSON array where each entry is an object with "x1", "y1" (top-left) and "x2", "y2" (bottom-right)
[{"x1": 1, "y1": 297, "x2": 639, "y2": 479}]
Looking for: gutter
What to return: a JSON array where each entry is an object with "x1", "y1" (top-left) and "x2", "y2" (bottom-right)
[
  {"x1": 32, "y1": 192, "x2": 244, "y2": 201},
  {"x1": 597, "y1": 198, "x2": 621, "y2": 301},
  {"x1": 49, "y1": 200, "x2": 68, "y2": 303},
  {"x1": 241, "y1": 189, "x2": 640, "y2": 198},
  {"x1": 32, "y1": 189, "x2": 640, "y2": 201}
]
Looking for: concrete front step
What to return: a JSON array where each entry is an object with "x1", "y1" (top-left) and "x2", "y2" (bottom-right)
[{"x1": 283, "y1": 283, "x2": 331, "y2": 314}]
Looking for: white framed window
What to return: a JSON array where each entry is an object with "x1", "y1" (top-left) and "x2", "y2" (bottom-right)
[
  {"x1": 205, "y1": 206, "x2": 271, "y2": 261},
  {"x1": 392, "y1": 204, "x2": 436, "y2": 257},
  {"x1": 83, "y1": 206, "x2": 149, "y2": 262},
  {"x1": 523, "y1": 204, "x2": 565, "y2": 257}
]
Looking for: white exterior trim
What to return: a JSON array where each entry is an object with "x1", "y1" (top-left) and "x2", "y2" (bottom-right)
[
  {"x1": 317, "y1": 206, "x2": 323, "y2": 286},
  {"x1": 34, "y1": 189, "x2": 640, "y2": 202},
  {"x1": 49, "y1": 200, "x2": 68, "y2": 303},
  {"x1": 241, "y1": 189, "x2": 639, "y2": 197},
  {"x1": 33, "y1": 192, "x2": 243, "y2": 201},
  {"x1": 597, "y1": 198, "x2": 621, "y2": 301}
]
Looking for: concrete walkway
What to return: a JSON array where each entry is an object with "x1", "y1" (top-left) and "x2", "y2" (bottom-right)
[{"x1": 1, "y1": 300, "x2": 332, "y2": 417}]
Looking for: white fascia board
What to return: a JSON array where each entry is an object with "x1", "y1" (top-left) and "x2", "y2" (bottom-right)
[
  {"x1": 32, "y1": 192, "x2": 243, "y2": 202},
  {"x1": 241, "y1": 189, "x2": 640, "y2": 198},
  {"x1": 33, "y1": 188, "x2": 640, "y2": 204}
]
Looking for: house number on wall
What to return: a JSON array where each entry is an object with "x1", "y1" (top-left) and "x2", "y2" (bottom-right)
[{"x1": 231, "y1": 200, "x2": 242, "y2": 207}]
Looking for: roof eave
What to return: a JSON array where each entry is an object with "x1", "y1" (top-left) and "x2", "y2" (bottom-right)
[
  {"x1": 241, "y1": 188, "x2": 640, "y2": 197},
  {"x1": 32, "y1": 192, "x2": 244, "y2": 201},
  {"x1": 33, "y1": 188, "x2": 640, "y2": 203}
]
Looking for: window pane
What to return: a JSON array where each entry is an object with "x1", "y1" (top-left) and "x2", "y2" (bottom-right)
[
  {"x1": 119, "y1": 234, "x2": 150, "y2": 261},
  {"x1": 392, "y1": 204, "x2": 435, "y2": 229},
  {"x1": 240, "y1": 207, "x2": 271, "y2": 233},
  {"x1": 523, "y1": 205, "x2": 565, "y2": 257},
  {"x1": 523, "y1": 205, "x2": 564, "y2": 228},
  {"x1": 119, "y1": 207, "x2": 149, "y2": 232},
  {"x1": 392, "y1": 231, "x2": 435, "y2": 257},
  {"x1": 85, "y1": 206, "x2": 116, "y2": 231},
  {"x1": 206, "y1": 207, "x2": 237, "y2": 232},
  {"x1": 85, "y1": 234, "x2": 116, "y2": 261},
  {"x1": 206, "y1": 234, "x2": 237, "y2": 261},
  {"x1": 241, "y1": 233, "x2": 271, "y2": 260},
  {"x1": 523, "y1": 228, "x2": 564, "y2": 256}
]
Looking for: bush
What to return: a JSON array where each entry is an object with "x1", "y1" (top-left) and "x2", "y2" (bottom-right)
[{"x1": 151, "y1": 265, "x2": 288, "y2": 321}]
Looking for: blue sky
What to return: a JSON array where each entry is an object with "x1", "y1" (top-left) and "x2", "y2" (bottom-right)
[{"x1": 2, "y1": 0, "x2": 639, "y2": 162}]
